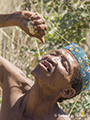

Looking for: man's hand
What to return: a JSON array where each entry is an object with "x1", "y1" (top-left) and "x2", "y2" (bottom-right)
[{"x1": 15, "y1": 11, "x2": 48, "y2": 44}]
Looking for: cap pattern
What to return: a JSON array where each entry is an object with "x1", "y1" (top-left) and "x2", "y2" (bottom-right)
[{"x1": 62, "y1": 43, "x2": 90, "y2": 91}]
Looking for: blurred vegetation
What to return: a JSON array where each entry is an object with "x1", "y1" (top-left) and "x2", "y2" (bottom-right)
[{"x1": 0, "y1": 0, "x2": 90, "y2": 119}]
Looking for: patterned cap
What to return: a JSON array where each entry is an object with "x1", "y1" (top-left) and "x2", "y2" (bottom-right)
[{"x1": 62, "y1": 43, "x2": 90, "y2": 91}]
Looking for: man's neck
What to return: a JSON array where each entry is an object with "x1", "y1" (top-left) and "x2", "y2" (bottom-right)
[{"x1": 23, "y1": 80, "x2": 60, "y2": 119}]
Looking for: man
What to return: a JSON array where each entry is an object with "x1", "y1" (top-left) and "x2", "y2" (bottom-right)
[
  {"x1": 0, "y1": 11, "x2": 71, "y2": 120},
  {"x1": 0, "y1": 11, "x2": 90, "y2": 120}
]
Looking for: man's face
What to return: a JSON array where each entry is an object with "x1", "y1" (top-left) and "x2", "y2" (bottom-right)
[{"x1": 31, "y1": 49, "x2": 79, "y2": 91}]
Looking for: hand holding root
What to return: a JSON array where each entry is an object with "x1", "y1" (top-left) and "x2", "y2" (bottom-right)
[
  {"x1": 16, "y1": 11, "x2": 48, "y2": 44},
  {"x1": 27, "y1": 12, "x2": 48, "y2": 44}
]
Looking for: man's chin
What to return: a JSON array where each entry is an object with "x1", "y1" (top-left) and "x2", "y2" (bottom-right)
[
  {"x1": 31, "y1": 69, "x2": 35, "y2": 76},
  {"x1": 31, "y1": 65, "x2": 38, "y2": 77},
  {"x1": 31, "y1": 69, "x2": 40, "y2": 83}
]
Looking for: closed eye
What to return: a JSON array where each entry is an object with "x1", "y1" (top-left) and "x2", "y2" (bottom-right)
[
  {"x1": 50, "y1": 50, "x2": 62, "y2": 56},
  {"x1": 50, "y1": 51, "x2": 56, "y2": 56},
  {"x1": 62, "y1": 61, "x2": 69, "y2": 73},
  {"x1": 61, "y1": 56, "x2": 70, "y2": 74}
]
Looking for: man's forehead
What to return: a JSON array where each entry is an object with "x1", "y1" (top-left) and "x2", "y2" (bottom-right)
[
  {"x1": 61, "y1": 43, "x2": 90, "y2": 91},
  {"x1": 51, "y1": 48, "x2": 68, "y2": 53},
  {"x1": 50, "y1": 48, "x2": 78, "y2": 64},
  {"x1": 52, "y1": 48, "x2": 75, "y2": 57}
]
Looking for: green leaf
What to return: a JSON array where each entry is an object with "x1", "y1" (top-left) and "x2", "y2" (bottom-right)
[
  {"x1": 80, "y1": 38, "x2": 87, "y2": 43},
  {"x1": 63, "y1": 6, "x2": 66, "y2": 10},
  {"x1": 32, "y1": 1, "x2": 37, "y2": 4},
  {"x1": 74, "y1": 0, "x2": 78, "y2": 3},
  {"x1": 0, "y1": 97, "x2": 2, "y2": 103},
  {"x1": 34, "y1": 53, "x2": 39, "y2": 57}
]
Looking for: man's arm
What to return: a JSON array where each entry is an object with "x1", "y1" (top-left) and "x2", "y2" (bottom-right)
[
  {"x1": 0, "y1": 11, "x2": 47, "y2": 86},
  {"x1": 0, "y1": 13, "x2": 17, "y2": 27},
  {"x1": 0, "y1": 55, "x2": 34, "y2": 119},
  {"x1": 0, "y1": 56, "x2": 28, "y2": 88},
  {"x1": 0, "y1": 11, "x2": 47, "y2": 88},
  {"x1": 0, "y1": 11, "x2": 47, "y2": 43}
]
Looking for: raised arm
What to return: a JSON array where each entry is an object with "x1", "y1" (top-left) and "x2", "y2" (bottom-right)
[
  {"x1": 0, "y1": 11, "x2": 47, "y2": 43},
  {"x1": 0, "y1": 55, "x2": 30, "y2": 88},
  {"x1": 0, "y1": 11, "x2": 47, "y2": 92}
]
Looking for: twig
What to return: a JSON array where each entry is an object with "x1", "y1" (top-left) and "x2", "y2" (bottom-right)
[
  {"x1": 68, "y1": 93, "x2": 81, "y2": 116},
  {"x1": 47, "y1": 20, "x2": 71, "y2": 44},
  {"x1": 0, "y1": 29, "x2": 19, "y2": 46}
]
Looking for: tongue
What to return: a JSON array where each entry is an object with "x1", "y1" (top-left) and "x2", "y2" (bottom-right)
[
  {"x1": 44, "y1": 62, "x2": 49, "y2": 68},
  {"x1": 41, "y1": 61, "x2": 50, "y2": 71}
]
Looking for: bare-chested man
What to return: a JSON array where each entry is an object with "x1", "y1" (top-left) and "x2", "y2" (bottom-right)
[{"x1": 0, "y1": 11, "x2": 89, "y2": 120}]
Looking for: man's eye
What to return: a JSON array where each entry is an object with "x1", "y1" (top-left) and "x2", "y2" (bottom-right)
[
  {"x1": 50, "y1": 52, "x2": 56, "y2": 56},
  {"x1": 62, "y1": 61, "x2": 69, "y2": 73},
  {"x1": 50, "y1": 51, "x2": 61, "y2": 56}
]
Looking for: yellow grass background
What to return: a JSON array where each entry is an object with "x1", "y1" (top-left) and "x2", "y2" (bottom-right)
[{"x1": 0, "y1": 0, "x2": 90, "y2": 120}]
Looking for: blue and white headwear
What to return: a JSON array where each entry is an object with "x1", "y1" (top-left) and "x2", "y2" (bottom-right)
[{"x1": 62, "y1": 43, "x2": 90, "y2": 91}]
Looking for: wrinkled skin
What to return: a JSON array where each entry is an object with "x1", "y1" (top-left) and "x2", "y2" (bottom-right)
[
  {"x1": 0, "y1": 11, "x2": 79, "y2": 120},
  {"x1": 0, "y1": 49, "x2": 79, "y2": 120},
  {"x1": 32, "y1": 49, "x2": 79, "y2": 91}
]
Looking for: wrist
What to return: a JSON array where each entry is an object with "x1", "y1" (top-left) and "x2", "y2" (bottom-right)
[
  {"x1": 10, "y1": 12, "x2": 21, "y2": 26},
  {"x1": 13, "y1": 11, "x2": 33, "y2": 27}
]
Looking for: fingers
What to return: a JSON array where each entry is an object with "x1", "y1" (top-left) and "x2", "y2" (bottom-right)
[
  {"x1": 33, "y1": 24, "x2": 48, "y2": 30},
  {"x1": 30, "y1": 12, "x2": 45, "y2": 25},
  {"x1": 25, "y1": 12, "x2": 47, "y2": 44},
  {"x1": 21, "y1": 11, "x2": 45, "y2": 25},
  {"x1": 30, "y1": 12, "x2": 43, "y2": 20},
  {"x1": 31, "y1": 19, "x2": 45, "y2": 25},
  {"x1": 27, "y1": 21, "x2": 47, "y2": 35},
  {"x1": 22, "y1": 12, "x2": 42, "y2": 21},
  {"x1": 31, "y1": 21, "x2": 47, "y2": 36},
  {"x1": 21, "y1": 11, "x2": 34, "y2": 19},
  {"x1": 34, "y1": 30, "x2": 46, "y2": 36}
]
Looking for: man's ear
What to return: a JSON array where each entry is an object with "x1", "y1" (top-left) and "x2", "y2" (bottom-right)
[{"x1": 60, "y1": 87, "x2": 76, "y2": 98}]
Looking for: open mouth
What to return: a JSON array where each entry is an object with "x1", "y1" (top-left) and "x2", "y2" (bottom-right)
[{"x1": 40, "y1": 60, "x2": 52, "y2": 72}]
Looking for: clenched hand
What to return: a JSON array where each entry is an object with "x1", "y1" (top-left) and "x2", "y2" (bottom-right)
[{"x1": 15, "y1": 11, "x2": 48, "y2": 44}]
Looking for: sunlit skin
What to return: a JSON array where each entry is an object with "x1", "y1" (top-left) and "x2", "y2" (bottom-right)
[
  {"x1": 0, "y1": 48, "x2": 79, "y2": 120},
  {"x1": 32, "y1": 49, "x2": 79, "y2": 92},
  {"x1": 0, "y1": 11, "x2": 79, "y2": 120},
  {"x1": 23, "y1": 49, "x2": 79, "y2": 119},
  {"x1": 0, "y1": 11, "x2": 47, "y2": 44}
]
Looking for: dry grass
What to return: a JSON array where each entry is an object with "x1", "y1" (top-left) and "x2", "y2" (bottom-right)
[
  {"x1": 0, "y1": 0, "x2": 36, "y2": 109},
  {"x1": 0, "y1": 0, "x2": 90, "y2": 120}
]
